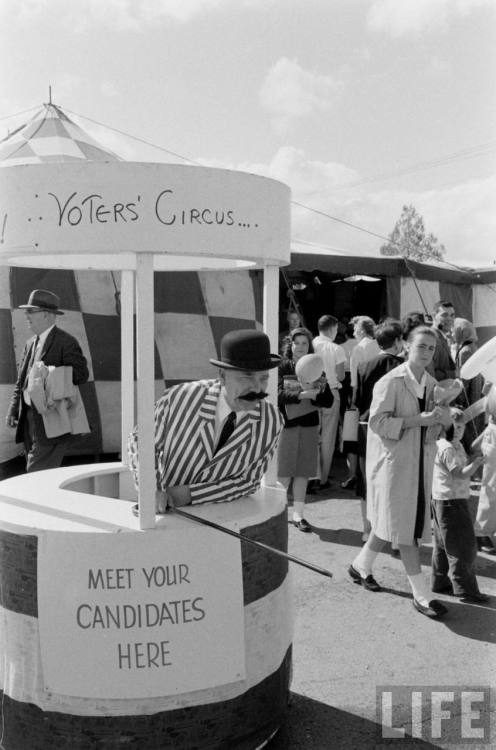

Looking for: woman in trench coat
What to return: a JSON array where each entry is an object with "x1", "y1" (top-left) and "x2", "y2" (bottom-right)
[{"x1": 348, "y1": 326, "x2": 449, "y2": 619}]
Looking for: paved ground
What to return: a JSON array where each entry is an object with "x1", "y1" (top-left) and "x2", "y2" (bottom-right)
[{"x1": 267, "y1": 457, "x2": 496, "y2": 750}]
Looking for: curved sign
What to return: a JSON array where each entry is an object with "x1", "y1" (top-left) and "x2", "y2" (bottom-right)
[{"x1": 0, "y1": 162, "x2": 291, "y2": 270}]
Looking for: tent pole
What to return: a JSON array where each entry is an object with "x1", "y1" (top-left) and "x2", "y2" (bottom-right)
[
  {"x1": 263, "y1": 263, "x2": 279, "y2": 486},
  {"x1": 135, "y1": 254, "x2": 156, "y2": 529},
  {"x1": 120, "y1": 270, "x2": 134, "y2": 461}
]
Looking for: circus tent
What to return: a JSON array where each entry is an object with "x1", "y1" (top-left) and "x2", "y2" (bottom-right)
[
  {"x1": 0, "y1": 102, "x2": 121, "y2": 165},
  {"x1": 0, "y1": 103, "x2": 263, "y2": 469}
]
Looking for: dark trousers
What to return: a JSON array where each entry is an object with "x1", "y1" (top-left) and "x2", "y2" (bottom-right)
[
  {"x1": 431, "y1": 496, "x2": 480, "y2": 596},
  {"x1": 23, "y1": 407, "x2": 66, "y2": 472}
]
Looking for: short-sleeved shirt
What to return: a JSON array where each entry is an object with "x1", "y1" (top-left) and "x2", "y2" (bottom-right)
[
  {"x1": 312, "y1": 336, "x2": 346, "y2": 389},
  {"x1": 432, "y1": 438, "x2": 470, "y2": 500}
]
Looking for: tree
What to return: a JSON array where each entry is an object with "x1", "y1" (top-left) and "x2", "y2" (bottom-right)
[{"x1": 380, "y1": 204, "x2": 446, "y2": 262}]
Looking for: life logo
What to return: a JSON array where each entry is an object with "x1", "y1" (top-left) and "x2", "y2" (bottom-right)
[{"x1": 376, "y1": 685, "x2": 491, "y2": 744}]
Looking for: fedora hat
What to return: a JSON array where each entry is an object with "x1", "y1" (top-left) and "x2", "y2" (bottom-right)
[
  {"x1": 210, "y1": 329, "x2": 281, "y2": 371},
  {"x1": 19, "y1": 289, "x2": 64, "y2": 315}
]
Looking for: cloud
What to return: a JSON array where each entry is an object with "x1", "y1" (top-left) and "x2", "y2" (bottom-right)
[
  {"x1": 206, "y1": 146, "x2": 496, "y2": 267},
  {"x1": 85, "y1": 0, "x2": 224, "y2": 30},
  {"x1": 259, "y1": 58, "x2": 343, "y2": 134},
  {"x1": 367, "y1": 0, "x2": 495, "y2": 37},
  {"x1": 100, "y1": 81, "x2": 119, "y2": 98},
  {"x1": 0, "y1": 0, "x2": 249, "y2": 30}
]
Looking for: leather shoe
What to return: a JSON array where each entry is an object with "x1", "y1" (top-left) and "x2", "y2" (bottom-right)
[
  {"x1": 459, "y1": 592, "x2": 490, "y2": 604},
  {"x1": 477, "y1": 536, "x2": 496, "y2": 554},
  {"x1": 294, "y1": 518, "x2": 312, "y2": 532},
  {"x1": 348, "y1": 564, "x2": 381, "y2": 592},
  {"x1": 413, "y1": 598, "x2": 447, "y2": 619},
  {"x1": 432, "y1": 586, "x2": 454, "y2": 596},
  {"x1": 341, "y1": 476, "x2": 356, "y2": 489}
]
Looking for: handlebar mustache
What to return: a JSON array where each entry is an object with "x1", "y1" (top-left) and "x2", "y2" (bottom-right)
[{"x1": 240, "y1": 391, "x2": 269, "y2": 401}]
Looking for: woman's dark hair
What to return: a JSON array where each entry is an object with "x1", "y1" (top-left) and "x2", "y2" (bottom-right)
[
  {"x1": 406, "y1": 325, "x2": 437, "y2": 344},
  {"x1": 282, "y1": 327, "x2": 314, "y2": 359},
  {"x1": 375, "y1": 320, "x2": 403, "y2": 350},
  {"x1": 401, "y1": 311, "x2": 426, "y2": 340}
]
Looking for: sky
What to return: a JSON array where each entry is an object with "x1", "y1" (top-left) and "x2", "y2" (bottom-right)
[{"x1": 1, "y1": 0, "x2": 496, "y2": 268}]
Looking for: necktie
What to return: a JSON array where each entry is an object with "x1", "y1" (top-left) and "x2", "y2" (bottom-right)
[
  {"x1": 29, "y1": 336, "x2": 40, "y2": 368},
  {"x1": 215, "y1": 411, "x2": 236, "y2": 453}
]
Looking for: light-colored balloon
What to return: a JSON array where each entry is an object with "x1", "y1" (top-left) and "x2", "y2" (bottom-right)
[
  {"x1": 295, "y1": 354, "x2": 324, "y2": 385},
  {"x1": 460, "y1": 336, "x2": 496, "y2": 381}
]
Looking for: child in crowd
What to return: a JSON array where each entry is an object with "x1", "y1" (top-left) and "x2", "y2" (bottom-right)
[
  {"x1": 472, "y1": 401, "x2": 496, "y2": 554},
  {"x1": 431, "y1": 407, "x2": 489, "y2": 603}
]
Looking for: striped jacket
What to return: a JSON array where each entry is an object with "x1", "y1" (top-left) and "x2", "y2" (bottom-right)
[{"x1": 128, "y1": 379, "x2": 283, "y2": 505}]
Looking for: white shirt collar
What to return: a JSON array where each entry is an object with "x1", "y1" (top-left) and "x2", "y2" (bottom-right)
[
  {"x1": 37, "y1": 324, "x2": 55, "y2": 350},
  {"x1": 405, "y1": 362, "x2": 427, "y2": 396},
  {"x1": 215, "y1": 387, "x2": 234, "y2": 443}
]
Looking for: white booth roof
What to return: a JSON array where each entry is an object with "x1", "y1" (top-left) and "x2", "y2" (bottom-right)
[{"x1": 0, "y1": 162, "x2": 291, "y2": 270}]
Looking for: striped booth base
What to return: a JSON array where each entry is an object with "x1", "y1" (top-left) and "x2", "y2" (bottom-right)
[{"x1": 0, "y1": 464, "x2": 292, "y2": 749}]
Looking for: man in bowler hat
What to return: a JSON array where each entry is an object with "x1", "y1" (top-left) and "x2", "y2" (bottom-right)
[
  {"x1": 5, "y1": 289, "x2": 89, "y2": 472},
  {"x1": 128, "y1": 329, "x2": 283, "y2": 510}
]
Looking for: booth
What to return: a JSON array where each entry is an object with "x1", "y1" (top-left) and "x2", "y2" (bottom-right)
[{"x1": 0, "y1": 149, "x2": 292, "y2": 748}]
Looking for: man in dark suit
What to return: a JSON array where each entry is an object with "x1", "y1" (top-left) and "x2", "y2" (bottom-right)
[
  {"x1": 5, "y1": 289, "x2": 89, "y2": 472},
  {"x1": 428, "y1": 300, "x2": 456, "y2": 381}
]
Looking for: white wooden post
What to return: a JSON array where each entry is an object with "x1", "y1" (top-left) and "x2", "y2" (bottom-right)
[
  {"x1": 135, "y1": 254, "x2": 156, "y2": 529},
  {"x1": 263, "y1": 263, "x2": 280, "y2": 486},
  {"x1": 120, "y1": 270, "x2": 135, "y2": 460}
]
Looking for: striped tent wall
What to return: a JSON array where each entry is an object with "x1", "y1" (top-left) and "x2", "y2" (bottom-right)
[
  {"x1": 396, "y1": 276, "x2": 474, "y2": 323},
  {"x1": 472, "y1": 281, "x2": 496, "y2": 345},
  {"x1": 0, "y1": 267, "x2": 263, "y2": 465}
]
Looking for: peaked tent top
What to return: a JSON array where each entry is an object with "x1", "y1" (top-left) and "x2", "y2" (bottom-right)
[{"x1": 0, "y1": 103, "x2": 122, "y2": 166}]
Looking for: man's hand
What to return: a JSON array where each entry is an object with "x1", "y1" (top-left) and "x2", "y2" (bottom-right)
[
  {"x1": 5, "y1": 416, "x2": 17, "y2": 428},
  {"x1": 155, "y1": 490, "x2": 168, "y2": 514},
  {"x1": 166, "y1": 485, "x2": 192, "y2": 508}
]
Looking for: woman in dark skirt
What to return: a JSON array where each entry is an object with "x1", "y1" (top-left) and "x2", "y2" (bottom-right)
[{"x1": 277, "y1": 328, "x2": 333, "y2": 531}]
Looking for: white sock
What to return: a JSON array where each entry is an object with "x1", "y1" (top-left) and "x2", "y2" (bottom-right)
[
  {"x1": 352, "y1": 546, "x2": 379, "y2": 577},
  {"x1": 292, "y1": 501, "x2": 305, "y2": 522},
  {"x1": 407, "y1": 573, "x2": 432, "y2": 607}
]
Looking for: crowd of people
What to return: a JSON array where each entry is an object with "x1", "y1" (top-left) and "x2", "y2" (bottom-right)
[
  {"x1": 278, "y1": 300, "x2": 495, "y2": 619},
  {"x1": 6, "y1": 289, "x2": 494, "y2": 624}
]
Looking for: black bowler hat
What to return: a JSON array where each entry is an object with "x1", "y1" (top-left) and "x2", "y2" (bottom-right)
[
  {"x1": 210, "y1": 330, "x2": 281, "y2": 371},
  {"x1": 19, "y1": 289, "x2": 64, "y2": 315}
]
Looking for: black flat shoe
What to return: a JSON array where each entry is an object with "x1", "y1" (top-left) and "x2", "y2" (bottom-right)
[
  {"x1": 459, "y1": 593, "x2": 490, "y2": 604},
  {"x1": 431, "y1": 585, "x2": 454, "y2": 595},
  {"x1": 294, "y1": 518, "x2": 312, "y2": 532},
  {"x1": 341, "y1": 477, "x2": 356, "y2": 489},
  {"x1": 413, "y1": 598, "x2": 447, "y2": 619},
  {"x1": 348, "y1": 564, "x2": 381, "y2": 592},
  {"x1": 477, "y1": 536, "x2": 496, "y2": 554}
]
